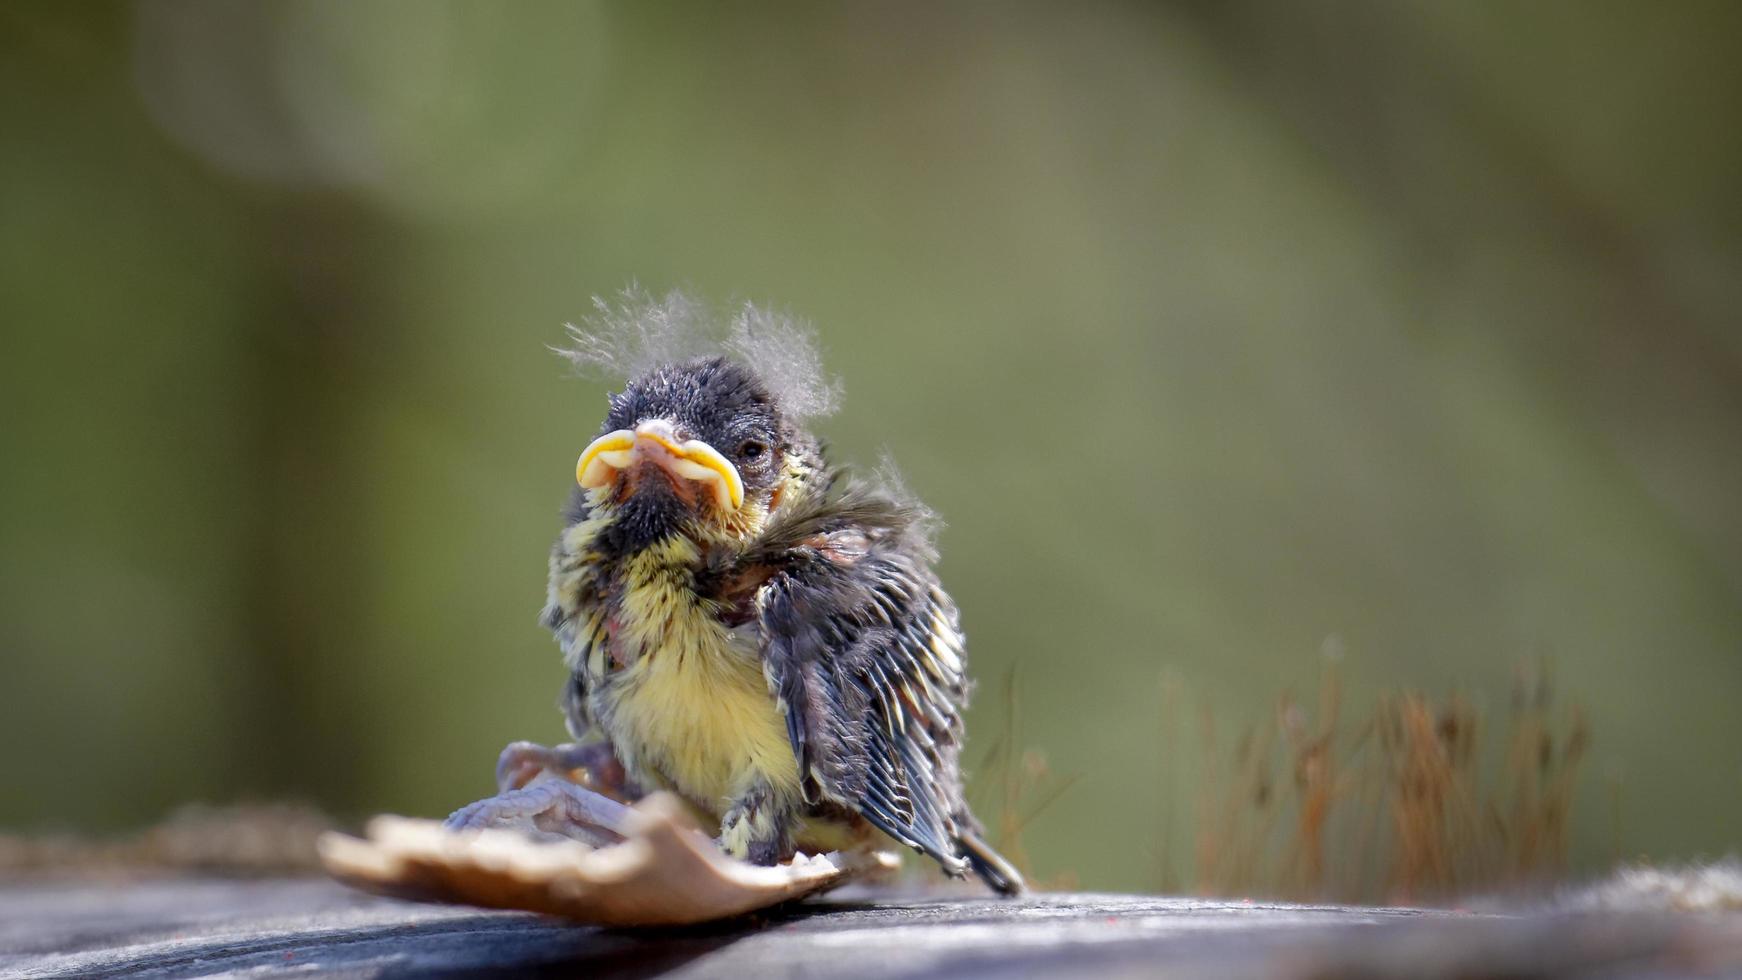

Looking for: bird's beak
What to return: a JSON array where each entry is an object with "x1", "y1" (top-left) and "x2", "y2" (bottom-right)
[{"x1": 576, "y1": 420, "x2": 745, "y2": 512}]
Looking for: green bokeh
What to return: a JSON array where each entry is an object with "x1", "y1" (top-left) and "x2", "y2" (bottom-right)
[{"x1": 3, "y1": 1, "x2": 1739, "y2": 893}]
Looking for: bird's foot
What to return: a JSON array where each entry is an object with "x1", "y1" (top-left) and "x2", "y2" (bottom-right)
[
  {"x1": 494, "y1": 740, "x2": 638, "y2": 800},
  {"x1": 717, "y1": 781, "x2": 794, "y2": 866},
  {"x1": 444, "y1": 779, "x2": 635, "y2": 847}
]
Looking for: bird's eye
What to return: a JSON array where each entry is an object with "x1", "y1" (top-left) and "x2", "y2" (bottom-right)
[{"x1": 737, "y1": 440, "x2": 767, "y2": 461}]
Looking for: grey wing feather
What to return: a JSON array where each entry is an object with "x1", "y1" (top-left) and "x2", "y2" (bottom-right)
[{"x1": 757, "y1": 546, "x2": 975, "y2": 876}]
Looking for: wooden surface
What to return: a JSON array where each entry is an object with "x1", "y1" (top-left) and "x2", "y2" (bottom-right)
[{"x1": 3, "y1": 877, "x2": 1740, "y2": 979}]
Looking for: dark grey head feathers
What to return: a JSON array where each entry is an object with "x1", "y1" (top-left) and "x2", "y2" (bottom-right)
[
  {"x1": 556, "y1": 290, "x2": 843, "y2": 552},
  {"x1": 603, "y1": 357, "x2": 789, "y2": 496},
  {"x1": 556, "y1": 289, "x2": 939, "y2": 561}
]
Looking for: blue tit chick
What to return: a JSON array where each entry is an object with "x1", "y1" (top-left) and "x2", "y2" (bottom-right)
[{"x1": 537, "y1": 296, "x2": 1022, "y2": 895}]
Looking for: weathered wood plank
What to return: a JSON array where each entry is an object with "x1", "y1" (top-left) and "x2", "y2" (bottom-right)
[{"x1": 2, "y1": 878, "x2": 1739, "y2": 979}]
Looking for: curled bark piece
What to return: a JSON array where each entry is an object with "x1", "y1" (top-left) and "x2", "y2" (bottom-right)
[{"x1": 319, "y1": 789, "x2": 896, "y2": 926}]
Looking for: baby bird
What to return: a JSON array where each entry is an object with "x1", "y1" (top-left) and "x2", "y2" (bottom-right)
[{"x1": 532, "y1": 296, "x2": 1022, "y2": 894}]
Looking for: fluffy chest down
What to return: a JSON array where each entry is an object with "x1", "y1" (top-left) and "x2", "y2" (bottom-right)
[{"x1": 594, "y1": 542, "x2": 800, "y2": 814}]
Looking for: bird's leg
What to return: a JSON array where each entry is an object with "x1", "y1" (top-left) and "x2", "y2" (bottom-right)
[
  {"x1": 718, "y1": 777, "x2": 796, "y2": 866},
  {"x1": 494, "y1": 740, "x2": 640, "y2": 801}
]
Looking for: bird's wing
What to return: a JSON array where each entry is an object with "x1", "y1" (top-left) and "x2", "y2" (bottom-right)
[{"x1": 755, "y1": 541, "x2": 973, "y2": 874}]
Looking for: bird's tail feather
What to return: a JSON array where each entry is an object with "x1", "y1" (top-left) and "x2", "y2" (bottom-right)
[{"x1": 957, "y1": 830, "x2": 1025, "y2": 896}]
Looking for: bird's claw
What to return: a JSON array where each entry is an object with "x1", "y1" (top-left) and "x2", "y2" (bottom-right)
[
  {"x1": 444, "y1": 779, "x2": 634, "y2": 848},
  {"x1": 494, "y1": 740, "x2": 637, "y2": 799}
]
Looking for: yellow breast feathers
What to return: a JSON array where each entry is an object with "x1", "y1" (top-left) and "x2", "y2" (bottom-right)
[{"x1": 600, "y1": 537, "x2": 801, "y2": 813}]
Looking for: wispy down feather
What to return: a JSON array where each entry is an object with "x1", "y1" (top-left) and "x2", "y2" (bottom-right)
[
  {"x1": 556, "y1": 286, "x2": 842, "y2": 419},
  {"x1": 864, "y1": 453, "x2": 943, "y2": 559},
  {"x1": 725, "y1": 302, "x2": 841, "y2": 419}
]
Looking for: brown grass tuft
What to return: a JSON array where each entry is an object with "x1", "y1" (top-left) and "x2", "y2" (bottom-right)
[{"x1": 1186, "y1": 657, "x2": 1589, "y2": 904}]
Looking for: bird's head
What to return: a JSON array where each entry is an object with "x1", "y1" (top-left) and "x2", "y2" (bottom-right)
[{"x1": 575, "y1": 356, "x2": 818, "y2": 551}]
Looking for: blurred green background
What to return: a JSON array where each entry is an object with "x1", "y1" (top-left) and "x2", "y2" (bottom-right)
[{"x1": 3, "y1": 1, "x2": 1739, "y2": 893}]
